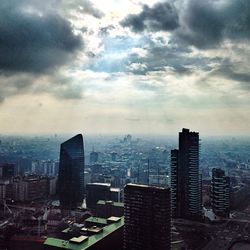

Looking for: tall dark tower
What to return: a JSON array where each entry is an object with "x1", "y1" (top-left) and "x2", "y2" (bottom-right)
[
  {"x1": 171, "y1": 128, "x2": 202, "y2": 220},
  {"x1": 123, "y1": 184, "x2": 171, "y2": 250},
  {"x1": 58, "y1": 134, "x2": 85, "y2": 209},
  {"x1": 211, "y1": 168, "x2": 230, "y2": 218}
]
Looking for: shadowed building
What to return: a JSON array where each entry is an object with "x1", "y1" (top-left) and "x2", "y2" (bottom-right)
[
  {"x1": 57, "y1": 134, "x2": 85, "y2": 209},
  {"x1": 123, "y1": 183, "x2": 171, "y2": 250},
  {"x1": 171, "y1": 128, "x2": 202, "y2": 220},
  {"x1": 0, "y1": 164, "x2": 15, "y2": 179},
  {"x1": 86, "y1": 183, "x2": 111, "y2": 210},
  {"x1": 211, "y1": 168, "x2": 230, "y2": 218}
]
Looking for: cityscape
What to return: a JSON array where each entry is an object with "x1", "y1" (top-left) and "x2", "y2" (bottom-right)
[
  {"x1": 1, "y1": 0, "x2": 250, "y2": 249},
  {"x1": 0, "y1": 131, "x2": 250, "y2": 249}
]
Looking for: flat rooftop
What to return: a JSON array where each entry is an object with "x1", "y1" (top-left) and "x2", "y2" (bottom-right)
[
  {"x1": 125, "y1": 183, "x2": 170, "y2": 191},
  {"x1": 85, "y1": 217, "x2": 107, "y2": 225},
  {"x1": 96, "y1": 200, "x2": 124, "y2": 207},
  {"x1": 44, "y1": 217, "x2": 124, "y2": 250}
]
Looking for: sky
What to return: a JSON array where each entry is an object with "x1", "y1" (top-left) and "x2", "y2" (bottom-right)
[{"x1": 0, "y1": 0, "x2": 250, "y2": 135}]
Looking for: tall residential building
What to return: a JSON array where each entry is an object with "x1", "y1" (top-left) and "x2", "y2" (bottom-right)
[
  {"x1": 123, "y1": 183, "x2": 171, "y2": 250},
  {"x1": 171, "y1": 128, "x2": 202, "y2": 220},
  {"x1": 211, "y1": 168, "x2": 230, "y2": 218},
  {"x1": 57, "y1": 134, "x2": 85, "y2": 209}
]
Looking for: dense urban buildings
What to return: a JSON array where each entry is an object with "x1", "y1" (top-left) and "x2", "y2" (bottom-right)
[
  {"x1": 123, "y1": 183, "x2": 171, "y2": 250},
  {"x1": 210, "y1": 168, "x2": 230, "y2": 218},
  {"x1": 1, "y1": 133, "x2": 250, "y2": 249},
  {"x1": 57, "y1": 134, "x2": 85, "y2": 209},
  {"x1": 171, "y1": 128, "x2": 202, "y2": 220}
]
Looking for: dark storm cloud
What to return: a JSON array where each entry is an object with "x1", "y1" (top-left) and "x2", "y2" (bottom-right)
[
  {"x1": 177, "y1": 0, "x2": 250, "y2": 48},
  {"x1": 0, "y1": 72, "x2": 84, "y2": 103},
  {"x1": 212, "y1": 65, "x2": 250, "y2": 83},
  {"x1": 0, "y1": 2, "x2": 82, "y2": 74},
  {"x1": 122, "y1": 0, "x2": 250, "y2": 49},
  {"x1": 176, "y1": 0, "x2": 225, "y2": 49},
  {"x1": 121, "y1": 2, "x2": 179, "y2": 32},
  {"x1": 0, "y1": 74, "x2": 34, "y2": 102}
]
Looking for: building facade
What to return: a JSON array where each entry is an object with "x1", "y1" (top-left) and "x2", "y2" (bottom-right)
[
  {"x1": 211, "y1": 168, "x2": 230, "y2": 217},
  {"x1": 57, "y1": 134, "x2": 85, "y2": 208},
  {"x1": 171, "y1": 128, "x2": 202, "y2": 220},
  {"x1": 0, "y1": 164, "x2": 15, "y2": 179},
  {"x1": 123, "y1": 183, "x2": 171, "y2": 250},
  {"x1": 86, "y1": 183, "x2": 111, "y2": 209}
]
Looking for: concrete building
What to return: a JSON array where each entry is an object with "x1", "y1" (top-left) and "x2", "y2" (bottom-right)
[
  {"x1": 0, "y1": 164, "x2": 15, "y2": 179},
  {"x1": 171, "y1": 128, "x2": 202, "y2": 220},
  {"x1": 84, "y1": 171, "x2": 91, "y2": 188},
  {"x1": 86, "y1": 183, "x2": 111, "y2": 209},
  {"x1": 211, "y1": 168, "x2": 230, "y2": 217},
  {"x1": 123, "y1": 183, "x2": 171, "y2": 250},
  {"x1": 110, "y1": 187, "x2": 121, "y2": 202},
  {"x1": 10, "y1": 175, "x2": 55, "y2": 201},
  {"x1": 95, "y1": 200, "x2": 124, "y2": 218}
]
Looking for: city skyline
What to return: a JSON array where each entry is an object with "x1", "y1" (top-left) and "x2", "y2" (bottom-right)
[{"x1": 0, "y1": 0, "x2": 250, "y2": 135}]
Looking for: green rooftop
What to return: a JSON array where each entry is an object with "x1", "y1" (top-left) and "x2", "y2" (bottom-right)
[
  {"x1": 44, "y1": 217, "x2": 124, "y2": 250},
  {"x1": 85, "y1": 217, "x2": 107, "y2": 225}
]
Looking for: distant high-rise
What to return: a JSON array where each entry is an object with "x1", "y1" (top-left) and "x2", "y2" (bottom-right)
[
  {"x1": 90, "y1": 150, "x2": 99, "y2": 164},
  {"x1": 211, "y1": 168, "x2": 230, "y2": 218},
  {"x1": 58, "y1": 134, "x2": 85, "y2": 208},
  {"x1": 171, "y1": 128, "x2": 202, "y2": 220},
  {"x1": 123, "y1": 183, "x2": 171, "y2": 250}
]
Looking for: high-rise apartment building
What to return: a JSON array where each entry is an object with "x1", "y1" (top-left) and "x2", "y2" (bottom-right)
[
  {"x1": 171, "y1": 128, "x2": 202, "y2": 220},
  {"x1": 211, "y1": 168, "x2": 230, "y2": 218},
  {"x1": 57, "y1": 134, "x2": 85, "y2": 208},
  {"x1": 123, "y1": 183, "x2": 171, "y2": 250}
]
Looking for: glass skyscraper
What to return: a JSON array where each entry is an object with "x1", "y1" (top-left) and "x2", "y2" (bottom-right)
[{"x1": 58, "y1": 134, "x2": 85, "y2": 208}]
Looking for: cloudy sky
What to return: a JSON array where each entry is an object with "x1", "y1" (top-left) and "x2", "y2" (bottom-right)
[{"x1": 0, "y1": 0, "x2": 250, "y2": 135}]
